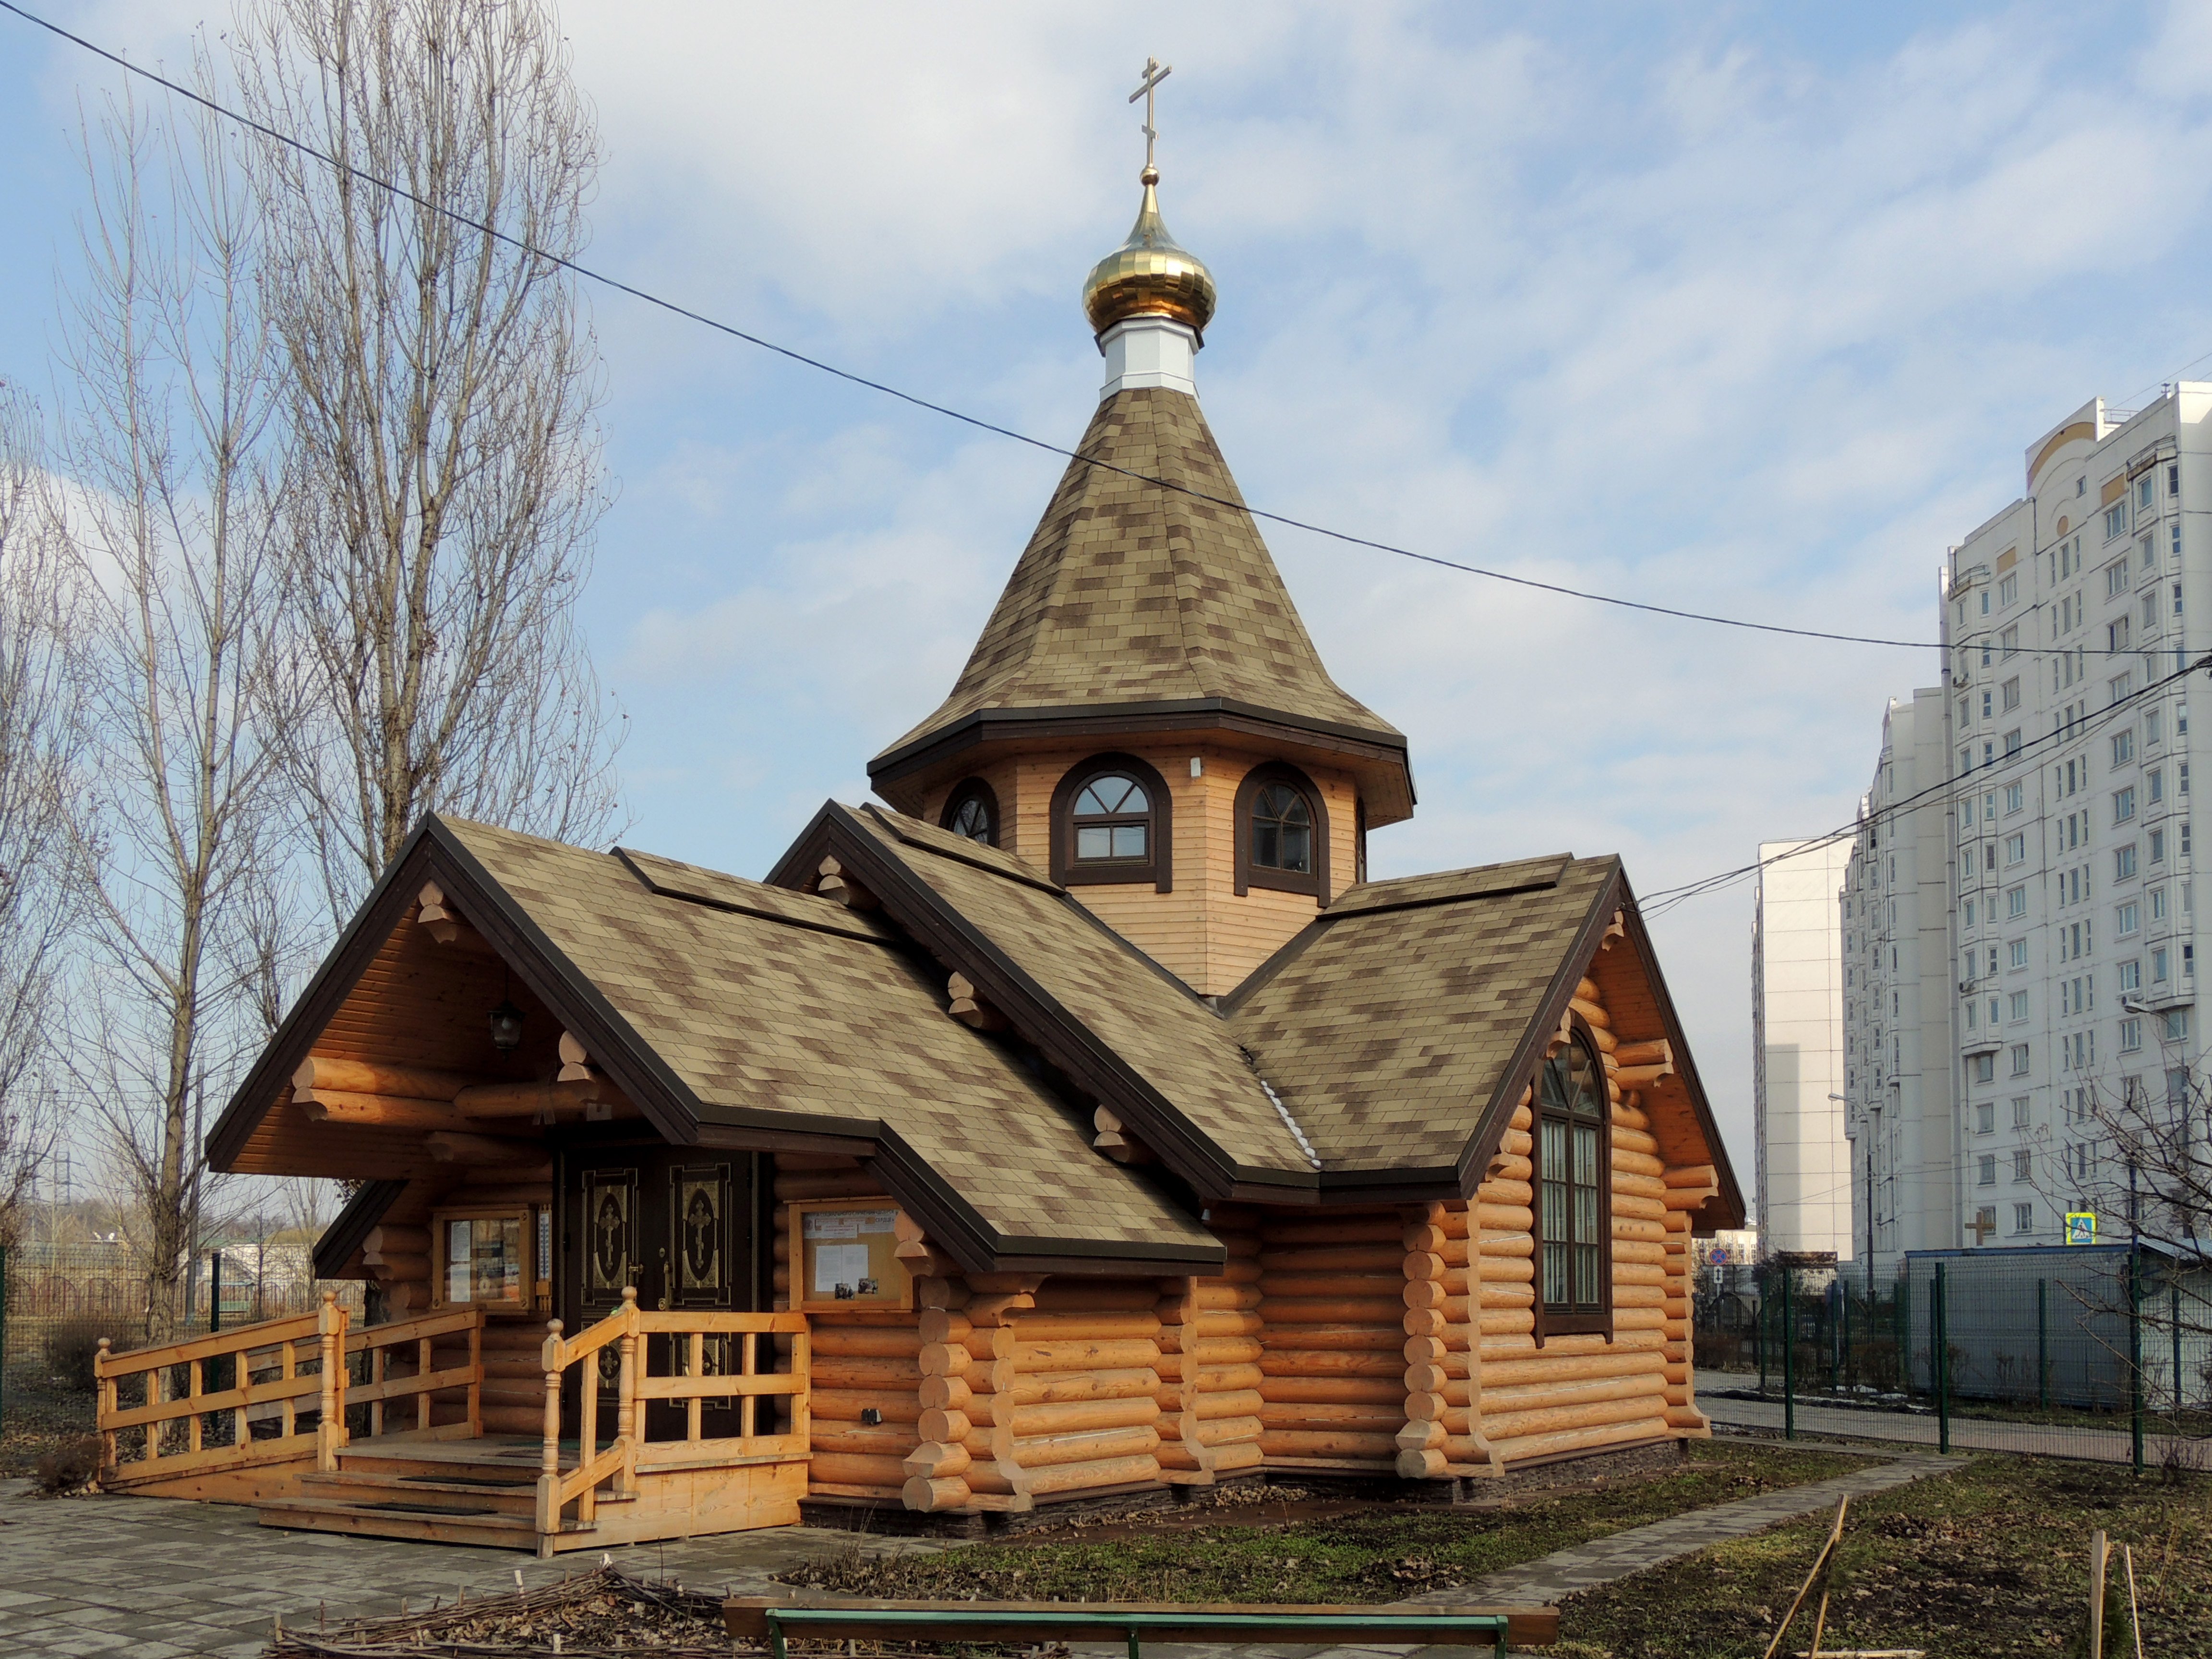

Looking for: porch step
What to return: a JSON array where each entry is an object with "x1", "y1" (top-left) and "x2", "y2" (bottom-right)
[
  {"x1": 298, "y1": 1469, "x2": 541, "y2": 1516},
  {"x1": 254, "y1": 1494, "x2": 590, "y2": 1550}
]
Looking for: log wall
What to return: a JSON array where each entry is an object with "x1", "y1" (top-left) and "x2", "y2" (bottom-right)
[
  {"x1": 1253, "y1": 1208, "x2": 1408, "y2": 1469},
  {"x1": 1158, "y1": 1205, "x2": 1264, "y2": 1482}
]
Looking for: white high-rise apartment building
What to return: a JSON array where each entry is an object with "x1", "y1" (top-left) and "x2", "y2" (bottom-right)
[
  {"x1": 1842, "y1": 389, "x2": 2210, "y2": 1269},
  {"x1": 1841, "y1": 692, "x2": 1961, "y2": 1275},
  {"x1": 1751, "y1": 839, "x2": 1853, "y2": 1259}
]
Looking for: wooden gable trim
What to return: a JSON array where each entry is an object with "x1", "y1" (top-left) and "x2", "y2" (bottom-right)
[
  {"x1": 1452, "y1": 861, "x2": 1631, "y2": 1202},
  {"x1": 1614, "y1": 892, "x2": 1746, "y2": 1231}
]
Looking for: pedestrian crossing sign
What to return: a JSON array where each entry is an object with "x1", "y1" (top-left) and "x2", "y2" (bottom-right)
[{"x1": 2065, "y1": 1211, "x2": 2097, "y2": 1245}]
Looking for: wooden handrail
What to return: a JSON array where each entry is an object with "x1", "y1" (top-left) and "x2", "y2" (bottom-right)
[
  {"x1": 534, "y1": 1292, "x2": 810, "y2": 1542},
  {"x1": 344, "y1": 1303, "x2": 485, "y2": 1442}
]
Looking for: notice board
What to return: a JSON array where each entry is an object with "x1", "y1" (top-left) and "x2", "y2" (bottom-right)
[{"x1": 789, "y1": 1198, "x2": 913, "y2": 1313}]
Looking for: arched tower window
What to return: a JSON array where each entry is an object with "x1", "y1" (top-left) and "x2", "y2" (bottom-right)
[
  {"x1": 1050, "y1": 755, "x2": 1172, "y2": 892},
  {"x1": 1234, "y1": 763, "x2": 1328, "y2": 898},
  {"x1": 1533, "y1": 1027, "x2": 1611, "y2": 1338},
  {"x1": 939, "y1": 779, "x2": 999, "y2": 848}
]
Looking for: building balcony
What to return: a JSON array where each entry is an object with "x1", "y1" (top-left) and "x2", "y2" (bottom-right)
[
  {"x1": 1960, "y1": 1030, "x2": 2003, "y2": 1058},
  {"x1": 2123, "y1": 986, "x2": 2194, "y2": 1014}
]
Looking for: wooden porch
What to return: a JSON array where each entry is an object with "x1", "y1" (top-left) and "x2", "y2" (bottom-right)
[{"x1": 95, "y1": 1291, "x2": 810, "y2": 1556}]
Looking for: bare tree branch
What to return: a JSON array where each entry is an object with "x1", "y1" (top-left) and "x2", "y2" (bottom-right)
[{"x1": 237, "y1": 0, "x2": 623, "y2": 923}]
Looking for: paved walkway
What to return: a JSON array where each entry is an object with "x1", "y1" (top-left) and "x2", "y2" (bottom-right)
[
  {"x1": 0, "y1": 1449, "x2": 1958, "y2": 1658},
  {"x1": 1695, "y1": 1369, "x2": 2188, "y2": 1465},
  {"x1": 1409, "y1": 1452, "x2": 1952, "y2": 1609},
  {"x1": 0, "y1": 1480, "x2": 934, "y2": 1657}
]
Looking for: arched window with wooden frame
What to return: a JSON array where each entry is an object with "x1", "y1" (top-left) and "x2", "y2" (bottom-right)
[
  {"x1": 939, "y1": 779, "x2": 1000, "y2": 848},
  {"x1": 1532, "y1": 1025, "x2": 1611, "y2": 1339},
  {"x1": 1234, "y1": 762, "x2": 1328, "y2": 898},
  {"x1": 1050, "y1": 754, "x2": 1173, "y2": 891}
]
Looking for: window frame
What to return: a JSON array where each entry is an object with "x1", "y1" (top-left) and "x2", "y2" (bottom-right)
[
  {"x1": 1050, "y1": 754, "x2": 1174, "y2": 892},
  {"x1": 1529, "y1": 1022, "x2": 1613, "y2": 1343},
  {"x1": 1233, "y1": 761, "x2": 1330, "y2": 898},
  {"x1": 938, "y1": 778, "x2": 1002, "y2": 849}
]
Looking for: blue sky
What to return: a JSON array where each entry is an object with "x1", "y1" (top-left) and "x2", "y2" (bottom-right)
[{"x1": 10, "y1": 0, "x2": 2212, "y2": 1190}]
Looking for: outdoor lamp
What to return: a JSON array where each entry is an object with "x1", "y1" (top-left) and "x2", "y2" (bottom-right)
[{"x1": 489, "y1": 997, "x2": 525, "y2": 1052}]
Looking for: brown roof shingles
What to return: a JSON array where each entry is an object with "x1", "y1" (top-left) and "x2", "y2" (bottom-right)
[
  {"x1": 876, "y1": 387, "x2": 1400, "y2": 764},
  {"x1": 1229, "y1": 857, "x2": 1622, "y2": 1174},
  {"x1": 443, "y1": 819, "x2": 1211, "y2": 1256}
]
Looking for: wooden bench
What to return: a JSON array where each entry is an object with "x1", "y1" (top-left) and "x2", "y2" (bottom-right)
[{"x1": 725, "y1": 1595, "x2": 1559, "y2": 1658}]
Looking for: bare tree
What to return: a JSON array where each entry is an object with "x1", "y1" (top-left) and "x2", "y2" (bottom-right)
[
  {"x1": 235, "y1": 0, "x2": 622, "y2": 921},
  {"x1": 57, "y1": 81, "x2": 291, "y2": 1337},
  {"x1": 0, "y1": 386, "x2": 82, "y2": 1248}
]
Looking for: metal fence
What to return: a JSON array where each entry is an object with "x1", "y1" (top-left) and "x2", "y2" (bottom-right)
[
  {"x1": 0, "y1": 1241, "x2": 365, "y2": 1369},
  {"x1": 1694, "y1": 1245, "x2": 2212, "y2": 1471}
]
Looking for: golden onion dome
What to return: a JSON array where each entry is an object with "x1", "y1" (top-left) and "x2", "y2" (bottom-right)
[{"x1": 1081, "y1": 166, "x2": 1217, "y2": 339}]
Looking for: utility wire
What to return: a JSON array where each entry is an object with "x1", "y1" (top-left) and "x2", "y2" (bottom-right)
[
  {"x1": 1639, "y1": 652, "x2": 2212, "y2": 918},
  {"x1": 0, "y1": 0, "x2": 1960, "y2": 654}
]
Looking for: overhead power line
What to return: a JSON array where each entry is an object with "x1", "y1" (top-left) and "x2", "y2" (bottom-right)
[
  {"x1": 1639, "y1": 651, "x2": 2212, "y2": 918},
  {"x1": 0, "y1": 0, "x2": 1961, "y2": 654}
]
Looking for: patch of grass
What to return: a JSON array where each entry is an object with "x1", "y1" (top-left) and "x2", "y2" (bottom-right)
[
  {"x1": 1561, "y1": 1454, "x2": 2212, "y2": 1658},
  {"x1": 784, "y1": 1441, "x2": 1868, "y2": 1605}
]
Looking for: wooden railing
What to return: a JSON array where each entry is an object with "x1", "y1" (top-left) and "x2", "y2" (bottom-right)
[
  {"x1": 343, "y1": 1303, "x2": 486, "y2": 1444},
  {"x1": 537, "y1": 1288, "x2": 808, "y2": 1536},
  {"x1": 95, "y1": 1298, "x2": 344, "y2": 1491},
  {"x1": 96, "y1": 1292, "x2": 486, "y2": 1489}
]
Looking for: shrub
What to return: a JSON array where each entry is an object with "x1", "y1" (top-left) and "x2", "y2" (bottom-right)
[
  {"x1": 44, "y1": 1320, "x2": 112, "y2": 1393},
  {"x1": 33, "y1": 1435, "x2": 102, "y2": 1494}
]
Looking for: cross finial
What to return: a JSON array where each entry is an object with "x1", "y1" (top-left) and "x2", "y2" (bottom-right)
[{"x1": 1128, "y1": 57, "x2": 1171, "y2": 180}]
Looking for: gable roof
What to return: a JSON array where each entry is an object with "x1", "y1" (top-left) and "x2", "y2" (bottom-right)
[
  {"x1": 773, "y1": 802, "x2": 1318, "y2": 1199},
  {"x1": 1227, "y1": 856, "x2": 1745, "y2": 1224},
  {"x1": 208, "y1": 815, "x2": 1220, "y2": 1275},
  {"x1": 868, "y1": 386, "x2": 1413, "y2": 821}
]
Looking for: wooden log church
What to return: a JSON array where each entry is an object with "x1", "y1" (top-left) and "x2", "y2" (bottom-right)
[{"x1": 100, "y1": 129, "x2": 1743, "y2": 1554}]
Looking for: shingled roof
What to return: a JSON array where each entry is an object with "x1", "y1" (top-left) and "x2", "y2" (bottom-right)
[
  {"x1": 1226, "y1": 856, "x2": 1623, "y2": 1179},
  {"x1": 208, "y1": 816, "x2": 1222, "y2": 1274},
  {"x1": 868, "y1": 386, "x2": 1413, "y2": 819}
]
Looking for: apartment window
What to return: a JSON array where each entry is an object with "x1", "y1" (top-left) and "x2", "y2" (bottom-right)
[
  {"x1": 2153, "y1": 947, "x2": 2170, "y2": 983},
  {"x1": 1984, "y1": 741, "x2": 1995, "y2": 768},
  {"x1": 2143, "y1": 591, "x2": 2160, "y2": 631},
  {"x1": 2182, "y1": 821, "x2": 2192, "y2": 857},
  {"x1": 2006, "y1": 833, "x2": 2026, "y2": 864},
  {"x1": 2010, "y1": 938, "x2": 2029, "y2": 969},
  {"x1": 2001, "y1": 677, "x2": 2021, "y2": 712},
  {"x1": 2007, "y1": 886, "x2": 2027, "y2": 917},
  {"x1": 1964, "y1": 999, "x2": 1977, "y2": 1029},
  {"x1": 2015, "y1": 1202, "x2": 2035, "y2": 1234},
  {"x1": 2151, "y1": 887, "x2": 2167, "y2": 921},
  {"x1": 1981, "y1": 589, "x2": 1992, "y2": 616},
  {"x1": 2118, "y1": 902, "x2": 2140, "y2": 936},
  {"x1": 1978, "y1": 1153, "x2": 1997, "y2": 1185},
  {"x1": 2010, "y1": 1043, "x2": 2031, "y2": 1076},
  {"x1": 2166, "y1": 1009, "x2": 2191, "y2": 1041},
  {"x1": 1976, "y1": 1101, "x2": 1995, "y2": 1133},
  {"x1": 2106, "y1": 504, "x2": 2128, "y2": 541},
  {"x1": 2108, "y1": 617, "x2": 2131, "y2": 652},
  {"x1": 2142, "y1": 533, "x2": 2159, "y2": 573},
  {"x1": 2148, "y1": 709, "x2": 2164, "y2": 745},
  {"x1": 2152, "y1": 827, "x2": 2166, "y2": 862},
  {"x1": 1987, "y1": 843, "x2": 1999, "y2": 871},
  {"x1": 2000, "y1": 572, "x2": 2019, "y2": 607},
  {"x1": 2120, "y1": 960, "x2": 2141, "y2": 993},
  {"x1": 2121, "y1": 1017, "x2": 2143, "y2": 1053},
  {"x1": 1972, "y1": 1054, "x2": 1996, "y2": 1084},
  {"x1": 2170, "y1": 462, "x2": 2181, "y2": 498},
  {"x1": 1958, "y1": 696, "x2": 1972, "y2": 728},
  {"x1": 1960, "y1": 850, "x2": 1974, "y2": 882},
  {"x1": 2012, "y1": 1096, "x2": 2031, "y2": 1129},
  {"x1": 2001, "y1": 625, "x2": 2019, "y2": 658},
  {"x1": 2139, "y1": 475, "x2": 2156, "y2": 512},
  {"x1": 2116, "y1": 845, "x2": 2137, "y2": 881},
  {"x1": 2114, "y1": 729, "x2": 2135, "y2": 766},
  {"x1": 2115, "y1": 788, "x2": 2136, "y2": 824},
  {"x1": 2013, "y1": 1150, "x2": 2032, "y2": 1182},
  {"x1": 2174, "y1": 581, "x2": 2185, "y2": 617},
  {"x1": 2111, "y1": 672, "x2": 2134, "y2": 703},
  {"x1": 1964, "y1": 899, "x2": 1977, "y2": 927},
  {"x1": 2175, "y1": 521, "x2": 2185, "y2": 560},
  {"x1": 2150, "y1": 768, "x2": 2164, "y2": 805},
  {"x1": 2004, "y1": 729, "x2": 2022, "y2": 757},
  {"x1": 2006, "y1": 783, "x2": 2023, "y2": 814},
  {"x1": 2009, "y1": 991, "x2": 2029, "y2": 1022},
  {"x1": 1979, "y1": 688, "x2": 1992, "y2": 718},
  {"x1": 2183, "y1": 761, "x2": 2191, "y2": 797}
]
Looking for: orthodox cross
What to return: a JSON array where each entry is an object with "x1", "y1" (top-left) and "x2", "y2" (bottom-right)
[{"x1": 1129, "y1": 57, "x2": 1171, "y2": 173}]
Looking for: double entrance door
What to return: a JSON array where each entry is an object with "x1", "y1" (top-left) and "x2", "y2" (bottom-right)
[{"x1": 554, "y1": 1140, "x2": 769, "y2": 1442}]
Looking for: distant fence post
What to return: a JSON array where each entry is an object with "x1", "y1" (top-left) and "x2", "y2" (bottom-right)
[
  {"x1": 2037, "y1": 1278, "x2": 2049, "y2": 1411},
  {"x1": 1756, "y1": 1284, "x2": 1767, "y2": 1391},
  {"x1": 1934, "y1": 1260, "x2": 1949, "y2": 1454},
  {"x1": 1897, "y1": 1274, "x2": 1911, "y2": 1397},
  {"x1": 208, "y1": 1250, "x2": 221, "y2": 1335},
  {"x1": 2172, "y1": 1282, "x2": 2184, "y2": 1419},
  {"x1": 2128, "y1": 1248, "x2": 2144, "y2": 1475},
  {"x1": 1840, "y1": 1281, "x2": 1851, "y2": 1390},
  {"x1": 1782, "y1": 1267, "x2": 1796, "y2": 1440}
]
